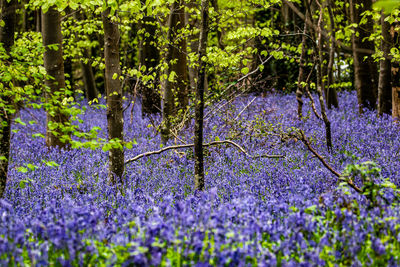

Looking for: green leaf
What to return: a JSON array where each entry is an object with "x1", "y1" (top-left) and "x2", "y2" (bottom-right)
[
  {"x1": 19, "y1": 180, "x2": 27, "y2": 189},
  {"x1": 241, "y1": 67, "x2": 249, "y2": 75},
  {"x1": 32, "y1": 133, "x2": 45, "y2": 139},
  {"x1": 17, "y1": 167, "x2": 28, "y2": 173},
  {"x1": 27, "y1": 164, "x2": 37, "y2": 171},
  {"x1": 374, "y1": 0, "x2": 400, "y2": 14},
  {"x1": 14, "y1": 117, "x2": 26, "y2": 126},
  {"x1": 42, "y1": 160, "x2": 60, "y2": 167},
  {"x1": 168, "y1": 71, "x2": 177, "y2": 82},
  {"x1": 125, "y1": 142, "x2": 133, "y2": 149}
]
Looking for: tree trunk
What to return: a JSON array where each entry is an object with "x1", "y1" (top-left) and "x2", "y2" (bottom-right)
[
  {"x1": 194, "y1": 0, "x2": 209, "y2": 191},
  {"x1": 74, "y1": 11, "x2": 98, "y2": 102},
  {"x1": 0, "y1": 0, "x2": 16, "y2": 51},
  {"x1": 326, "y1": 2, "x2": 339, "y2": 109},
  {"x1": 185, "y1": 0, "x2": 199, "y2": 93},
  {"x1": 102, "y1": 8, "x2": 124, "y2": 184},
  {"x1": 42, "y1": 6, "x2": 70, "y2": 149},
  {"x1": 80, "y1": 48, "x2": 98, "y2": 101},
  {"x1": 296, "y1": 12, "x2": 308, "y2": 120},
  {"x1": 210, "y1": 0, "x2": 224, "y2": 49},
  {"x1": 0, "y1": 0, "x2": 16, "y2": 198},
  {"x1": 139, "y1": 16, "x2": 161, "y2": 115},
  {"x1": 161, "y1": 0, "x2": 189, "y2": 143},
  {"x1": 378, "y1": 13, "x2": 392, "y2": 116},
  {"x1": 350, "y1": 0, "x2": 377, "y2": 112},
  {"x1": 316, "y1": 1, "x2": 333, "y2": 151},
  {"x1": 392, "y1": 24, "x2": 400, "y2": 119}
]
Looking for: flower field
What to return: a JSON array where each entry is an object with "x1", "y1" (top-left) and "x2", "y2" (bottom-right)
[{"x1": 2, "y1": 92, "x2": 400, "y2": 266}]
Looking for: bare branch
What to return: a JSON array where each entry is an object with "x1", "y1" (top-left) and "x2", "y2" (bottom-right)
[
  {"x1": 295, "y1": 130, "x2": 363, "y2": 193},
  {"x1": 124, "y1": 140, "x2": 284, "y2": 165},
  {"x1": 234, "y1": 97, "x2": 257, "y2": 121},
  {"x1": 282, "y1": 0, "x2": 374, "y2": 55}
]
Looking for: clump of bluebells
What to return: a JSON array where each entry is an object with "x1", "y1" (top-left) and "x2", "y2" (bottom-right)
[{"x1": 1, "y1": 92, "x2": 400, "y2": 266}]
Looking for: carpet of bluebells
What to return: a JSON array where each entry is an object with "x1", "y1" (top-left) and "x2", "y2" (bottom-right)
[{"x1": 1, "y1": 91, "x2": 400, "y2": 266}]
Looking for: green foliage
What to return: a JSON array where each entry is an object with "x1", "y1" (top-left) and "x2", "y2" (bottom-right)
[{"x1": 375, "y1": 0, "x2": 400, "y2": 14}]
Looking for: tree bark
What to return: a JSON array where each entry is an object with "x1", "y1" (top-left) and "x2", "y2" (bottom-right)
[
  {"x1": 0, "y1": 0, "x2": 16, "y2": 198},
  {"x1": 350, "y1": 0, "x2": 378, "y2": 112},
  {"x1": 194, "y1": 0, "x2": 209, "y2": 191},
  {"x1": 139, "y1": 16, "x2": 161, "y2": 115},
  {"x1": 391, "y1": 23, "x2": 400, "y2": 119},
  {"x1": 0, "y1": 0, "x2": 16, "y2": 51},
  {"x1": 102, "y1": 8, "x2": 124, "y2": 184},
  {"x1": 296, "y1": 12, "x2": 309, "y2": 119},
  {"x1": 73, "y1": 11, "x2": 98, "y2": 102},
  {"x1": 185, "y1": 0, "x2": 199, "y2": 93},
  {"x1": 316, "y1": 0, "x2": 333, "y2": 151},
  {"x1": 326, "y1": 2, "x2": 339, "y2": 109},
  {"x1": 210, "y1": 0, "x2": 224, "y2": 49},
  {"x1": 80, "y1": 48, "x2": 98, "y2": 101},
  {"x1": 378, "y1": 13, "x2": 392, "y2": 116},
  {"x1": 42, "y1": 6, "x2": 70, "y2": 149},
  {"x1": 161, "y1": 0, "x2": 189, "y2": 143}
]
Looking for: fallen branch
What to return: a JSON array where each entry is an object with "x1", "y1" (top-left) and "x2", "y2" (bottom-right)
[
  {"x1": 234, "y1": 97, "x2": 257, "y2": 121},
  {"x1": 296, "y1": 130, "x2": 362, "y2": 193},
  {"x1": 125, "y1": 140, "x2": 284, "y2": 165}
]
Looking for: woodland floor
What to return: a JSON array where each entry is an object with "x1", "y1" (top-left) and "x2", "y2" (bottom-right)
[{"x1": 1, "y1": 91, "x2": 400, "y2": 266}]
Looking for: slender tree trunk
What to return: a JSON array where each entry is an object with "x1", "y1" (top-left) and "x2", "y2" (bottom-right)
[
  {"x1": 36, "y1": 9, "x2": 41, "y2": 32},
  {"x1": 0, "y1": 0, "x2": 16, "y2": 198},
  {"x1": 0, "y1": 0, "x2": 16, "y2": 50},
  {"x1": 378, "y1": 13, "x2": 392, "y2": 116},
  {"x1": 316, "y1": 0, "x2": 332, "y2": 151},
  {"x1": 194, "y1": 0, "x2": 209, "y2": 191},
  {"x1": 80, "y1": 48, "x2": 98, "y2": 101},
  {"x1": 392, "y1": 24, "x2": 400, "y2": 119},
  {"x1": 102, "y1": 8, "x2": 124, "y2": 184},
  {"x1": 139, "y1": 16, "x2": 161, "y2": 115},
  {"x1": 326, "y1": 2, "x2": 339, "y2": 108},
  {"x1": 42, "y1": 6, "x2": 70, "y2": 149},
  {"x1": 74, "y1": 11, "x2": 98, "y2": 101},
  {"x1": 210, "y1": 0, "x2": 224, "y2": 49},
  {"x1": 296, "y1": 12, "x2": 309, "y2": 120},
  {"x1": 161, "y1": 0, "x2": 189, "y2": 143},
  {"x1": 350, "y1": 0, "x2": 377, "y2": 112},
  {"x1": 185, "y1": 0, "x2": 199, "y2": 93}
]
